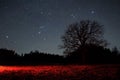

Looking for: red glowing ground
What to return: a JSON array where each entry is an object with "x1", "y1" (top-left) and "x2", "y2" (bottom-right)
[{"x1": 0, "y1": 65, "x2": 120, "y2": 80}]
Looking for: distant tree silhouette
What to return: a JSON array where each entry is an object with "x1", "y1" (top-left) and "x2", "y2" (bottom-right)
[
  {"x1": 0, "y1": 48, "x2": 120, "y2": 65},
  {"x1": 0, "y1": 48, "x2": 16, "y2": 56},
  {"x1": 112, "y1": 46, "x2": 119, "y2": 55},
  {"x1": 22, "y1": 50, "x2": 64, "y2": 65},
  {"x1": 0, "y1": 48, "x2": 20, "y2": 65},
  {"x1": 0, "y1": 49, "x2": 64, "y2": 65},
  {"x1": 60, "y1": 20, "x2": 108, "y2": 63}
]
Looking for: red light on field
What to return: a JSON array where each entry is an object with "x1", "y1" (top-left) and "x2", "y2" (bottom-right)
[
  {"x1": 0, "y1": 65, "x2": 119, "y2": 79},
  {"x1": 0, "y1": 66, "x2": 6, "y2": 72}
]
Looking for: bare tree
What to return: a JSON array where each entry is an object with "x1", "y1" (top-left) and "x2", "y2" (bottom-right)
[{"x1": 61, "y1": 20, "x2": 107, "y2": 54}]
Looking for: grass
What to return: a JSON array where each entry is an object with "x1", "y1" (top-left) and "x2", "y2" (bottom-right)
[{"x1": 0, "y1": 64, "x2": 120, "y2": 80}]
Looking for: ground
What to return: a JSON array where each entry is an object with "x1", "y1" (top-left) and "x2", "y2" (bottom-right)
[{"x1": 0, "y1": 65, "x2": 120, "y2": 80}]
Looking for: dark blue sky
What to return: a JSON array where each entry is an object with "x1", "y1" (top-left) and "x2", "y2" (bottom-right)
[{"x1": 0, "y1": 0, "x2": 120, "y2": 55}]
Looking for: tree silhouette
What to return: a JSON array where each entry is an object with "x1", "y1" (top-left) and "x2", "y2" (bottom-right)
[
  {"x1": 0, "y1": 48, "x2": 20, "y2": 65},
  {"x1": 112, "y1": 46, "x2": 119, "y2": 55},
  {"x1": 0, "y1": 48, "x2": 120, "y2": 65},
  {"x1": 61, "y1": 20, "x2": 108, "y2": 63},
  {"x1": 61, "y1": 20, "x2": 107, "y2": 54}
]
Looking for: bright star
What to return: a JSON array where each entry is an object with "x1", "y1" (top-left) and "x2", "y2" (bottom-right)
[{"x1": 6, "y1": 35, "x2": 9, "y2": 39}]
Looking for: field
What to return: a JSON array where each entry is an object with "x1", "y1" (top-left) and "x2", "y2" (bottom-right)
[{"x1": 0, "y1": 65, "x2": 120, "y2": 80}]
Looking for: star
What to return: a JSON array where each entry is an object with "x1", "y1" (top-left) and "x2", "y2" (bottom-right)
[
  {"x1": 40, "y1": 11, "x2": 44, "y2": 15},
  {"x1": 6, "y1": 35, "x2": 9, "y2": 39},
  {"x1": 38, "y1": 31, "x2": 41, "y2": 35},
  {"x1": 91, "y1": 10, "x2": 95, "y2": 14},
  {"x1": 31, "y1": 35, "x2": 35, "y2": 38},
  {"x1": 47, "y1": 12, "x2": 52, "y2": 16},
  {"x1": 43, "y1": 37, "x2": 46, "y2": 41}
]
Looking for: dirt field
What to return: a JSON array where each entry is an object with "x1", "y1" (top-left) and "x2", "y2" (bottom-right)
[{"x1": 0, "y1": 65, "x2": 120, "y2": 80}]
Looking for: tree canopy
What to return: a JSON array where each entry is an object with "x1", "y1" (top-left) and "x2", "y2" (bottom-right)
[{"x1": 61, "y1": 20, "x2": 108, "y2": 54}]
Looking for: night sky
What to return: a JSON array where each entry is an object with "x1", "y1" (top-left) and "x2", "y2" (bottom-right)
[{"x1": 0, "y1": 0, "x2": 120, "y2": 55}]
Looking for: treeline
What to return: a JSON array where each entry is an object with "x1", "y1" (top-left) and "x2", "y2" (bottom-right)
[
  {"x1": 0, "y1": 46, "x2": 120, "y2": 65},
  {"x1": 65, "y1": 44, "x2": 120, "y2": 64},
  {"x1": 0, "y1": 49, "x2": 64, "y2": 65}
]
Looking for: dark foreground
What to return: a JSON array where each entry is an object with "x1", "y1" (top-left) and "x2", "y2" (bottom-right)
[{"x1": 0, "y1": 65, "x2": 120, "y2": 80}]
